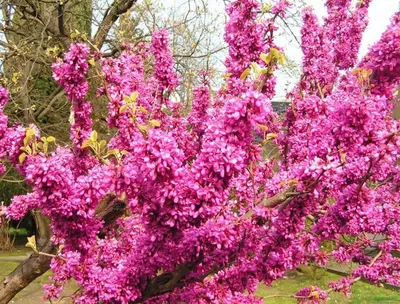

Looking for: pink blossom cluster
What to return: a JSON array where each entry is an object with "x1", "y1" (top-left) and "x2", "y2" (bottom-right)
[
  {"x1": 223, "y1": 0, "x2": 288, "y2": 97},
  {"x1": 358, "y1": 13, "x2": 400, "y2": 97},
  {"x1": 0, "y1": 88, "x2": 26, "y2": 171},
  {"x1": 299, "y1": 7, "x2": 337, "y2": 95},
  {"x1": 99, "y1": 44, "x2": 147, "y2": 127},
  {"x1": 151, "y1": 29, "x2": 179, "y2": 94},
  {"x1": 52, "y1": 43, "x2": 93, "y2": 159},
  {"x1": 0, "y1": 87, "x2": 9, "y2": 175},
  {"x1": 188, "y1": 85, "x2": 210, "y2": 137},
  {"x1": 297, "y1": 0, "x2": 371, "y2": 96},
  {"x1": 224, "y1": 0, "x2": 263, "y2": 79},
  {"x1": 52, "y1": 43, "x2": 90, "y2": 101},
  {"x1": 296, "y1": 286, "x2": 328, "y2": 304},
  {"x1": 325, "y1": 0, "x2": 371, "y2": 70}
]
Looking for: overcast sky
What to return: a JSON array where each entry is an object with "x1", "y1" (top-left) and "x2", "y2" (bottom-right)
[{"x1": 164, "y1": 0, "x2": 399, "y2": 98}]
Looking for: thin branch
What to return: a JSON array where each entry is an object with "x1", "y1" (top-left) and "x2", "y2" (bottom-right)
[
  {"x1": 278, "y1": 15, "x2": 301, "y2": 46},
  {"x1": 57, "y1": 0, "x2": 67, "y2": 36},
  {"x1": 92, "y1": 0, "x2": 138, "y2": 49},
  {"x1": 35, "y1": 87, "x2": 64, "y2": 120},
  {"x1": 173, "y1": 46, "x2": 227, "y2": 59}
]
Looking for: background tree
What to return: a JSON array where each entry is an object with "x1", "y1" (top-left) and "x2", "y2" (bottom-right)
[{"x1": 0, "y1": 1, "x2": 138, "y2": 302}]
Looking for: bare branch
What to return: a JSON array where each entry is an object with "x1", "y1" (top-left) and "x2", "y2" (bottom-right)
[
  {"x1": 174, "y1": 46, "x2": 227, "y2": 59},
  {"x1": 92, "y1": 0, "x2": 138, "y2": 49},
  {"x1": 131, "y1": 263, "x2": 195, "y2": 304},
  {"x1": 35, "y1": 86, "x2": 64, "y2": 120},
  {"x1": 57, "y1": 0, "x2": 67, "y2": 36}
]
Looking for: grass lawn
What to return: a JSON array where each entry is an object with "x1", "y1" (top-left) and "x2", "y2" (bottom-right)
[
  {"x1": 0, "y1": 246, "x2": 31, "y2": 257},
  {"x1": 1, "y1": 250, "x2": 399, "y2": 303},
  {"x1": 0, "y1": 250, "x2": 76, "y2": 304},
  {"x1": 256, "y1": 269, "x2": 400, "y2": 303}
]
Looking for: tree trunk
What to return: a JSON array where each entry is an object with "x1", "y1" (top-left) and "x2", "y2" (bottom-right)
[
  {"x1": 0, "y1": 241, "x2": 55, "y2": 303},
  {"x1": 0, "y1": 211, "x2": 55, "y2": 304},
  {"x1": 0, "y1": 200, "x2": 129, "y2": 303}
]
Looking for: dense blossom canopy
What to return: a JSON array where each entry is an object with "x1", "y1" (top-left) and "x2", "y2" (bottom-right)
[{"x1": 1, "y1": 0, "x2": 400, "y2": 303}]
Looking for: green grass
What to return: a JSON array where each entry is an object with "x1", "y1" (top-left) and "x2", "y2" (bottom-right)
[
  {"x1": 0, "y1": 260, "x2": 21, "y2": 275},
  {"x1": 0, "y1": 259, "x2": 76, "y2": 304},
  {"x1": 256, "y1": 269, "x2": 400, "y2": 303},
  {"x1": 0, "y1": 246, "x2": 31, "y2": 256},
  {"x1": 0, "y1": 253, "x2": 399, "y2": 303}
]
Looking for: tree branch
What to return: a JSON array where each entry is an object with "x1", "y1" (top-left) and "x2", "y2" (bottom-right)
[
  {"x1": 243, "y1": 186, "x2": 299, "y2": 218},
  {"x1": 0, "y1": 196, "x2": 125, "y2": 303},
  {"x1": 92, "y1": 0, "x2": 138, "y2": 49},
  {"x1": 35, "y1": 86, "x2": 64, "y2": 120},
  {"x1": 131, "y1": 263, "x2": 195, "y2": 303},
  {"x1": 0, "y1": 211, "x2": 55, "y2": 304},
  {"x1": 57, "y1": 0, "x2": 67, "y2": 36},
  {"x1": 131, "y1": 227, "x2": 249, "y2": 303}
]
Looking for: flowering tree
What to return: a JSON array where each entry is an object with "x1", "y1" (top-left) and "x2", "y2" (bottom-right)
[{"x1": 1, "y1": 0, "x2": 400, "y2": 303}]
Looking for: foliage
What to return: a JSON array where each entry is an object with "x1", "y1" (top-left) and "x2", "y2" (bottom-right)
[{"x1": 1, "y1": 0, "x2": 400, "y2": 303}]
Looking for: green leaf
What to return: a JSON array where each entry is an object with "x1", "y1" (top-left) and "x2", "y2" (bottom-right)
[
  {"x1": 259, "y1": 67, "x2": 269, "y2": 75},
  {"x1": 24, "y1": 146, "x2": 32, "y2": 155},
  {"x1": 222, "y1": 73, "x2": 232, "y2": 80},
  {"x1": 251, "y1": 62, "x2": 261, "y2": 75},
  {"x1": 25, "y1": 235, "x2": 38, "y2": 253},
  {"x1": 57, "y1": 244, "x2": 64, "y2": 255},
  {"x1": 266, "y1": 133, "x2": 278, "y2": 140},
  {"x1": 138, "y1": 124, "x2": 149, "y2": 134},
  {"x1": 257, "y1": 124, "x2": 268, "y2": 132},
  {"x1": 261, "y1": 3, "x2": 273, "y2": 13},
  {"x1": 260, "y1": 53, "x2": 270, "y2": 65},
  {"x1": 90, "y1": 131, "x2": 98, "y2": 142},
  {"x1": 99, "y1": 140, "x2": 107, "y2": 149},
  {"x1": 46, "y1": 136, "x2": 56, "y2": 143},
  {"x1": 240, "y1": 68, "x2": 251, "y2": 80},
  {"x1": 12, "y1": 72, "x2": 21, "y2": 83},
  {"x1": 123, "y1": 95, "x2": 131, "y2": 103},
  {"x1": 81, "y1": 140, "x2": 91, "y2": 149},
  {"x1": 261, "y1": 49, "x2": 286, "y2": 66},
  {"x1": 130, "y1": 91, "x2": 139, "y2": 102},
  {"x1": 88, "y1": 58, "x2": 96, "y2": 66},
  {"x1": 107, "y1": 149, "x2": 119, "y2": 156},
  {"x1": 19, "y1": 153, "x2": 27, "y2": 164},
  {"x1": 23, "y1": 137, "x2": 30, "y2": 147},
  {"x1": 26, "y1": 128, "x2": 35, "y2": 138},
  {"x1": 119, "y1": 104, "x2": 128, "y2": 114},
  {"x1": 149, "y1": 119, "x2": 161, "y2": 127}
]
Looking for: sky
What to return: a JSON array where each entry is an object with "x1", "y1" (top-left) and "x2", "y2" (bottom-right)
[
  {"x1": 164, "y1": 0, "x2": 399, "y2": 58},
  {"x1": 164, "y1": 0, "x2": 399, "y2": 98}
]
